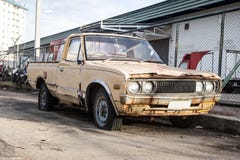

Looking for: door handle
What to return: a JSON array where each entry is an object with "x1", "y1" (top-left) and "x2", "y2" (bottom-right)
[{"x1": 59, "y1": 68, "x2": 64, "y2": 72}]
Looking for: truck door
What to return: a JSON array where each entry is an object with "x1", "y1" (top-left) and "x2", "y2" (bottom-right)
[{"x1": 56, "y1": 36, "x2": 83, "y2": 104}]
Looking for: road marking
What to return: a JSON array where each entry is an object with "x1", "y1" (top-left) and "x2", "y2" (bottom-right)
[{"x1": 0, "y1": 95, "x2": 37, "y2": 103}]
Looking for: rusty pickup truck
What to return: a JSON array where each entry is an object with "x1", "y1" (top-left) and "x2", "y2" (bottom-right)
[{"x1": 27, "y1": 33, "x2": 222, "y2": 130}]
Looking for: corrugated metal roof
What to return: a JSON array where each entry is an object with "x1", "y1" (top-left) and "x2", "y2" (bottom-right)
[
  {"x1": 18, "y1": 0, "x2": 239, "y2": 50},
  {"x1": 104, "y1": 0, "x2": 231, "y2": 24},
  {"x1": 2, "y1": 0, "x2": 27, "y2": 10},
  {"x1": 81, "y1": 0, "x2": 237, "y2": 31},
  {"x1": 18, "y1": 27, "x2": 79, "y2": 50}
]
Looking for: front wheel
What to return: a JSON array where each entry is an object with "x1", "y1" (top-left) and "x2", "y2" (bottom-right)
[
  {"x1": 169, "y1": 116, "x2": 199, "y2": 128},
  {"x1": 93, "y1": 88, "x2": 122, "y2": 130}
]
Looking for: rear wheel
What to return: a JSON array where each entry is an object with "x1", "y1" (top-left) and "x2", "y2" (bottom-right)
[
  {"x1": 169, "y1": 116, "x2": 199, "y2": 128},
  {"x1": 38, "y1": 83, "x2": 55, "y2": 111},
  {"x1": 93, "y1": 88, "x2": 122, "y2": 130}
]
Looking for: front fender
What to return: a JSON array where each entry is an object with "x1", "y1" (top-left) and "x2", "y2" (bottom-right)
[{"x1": 85, "y1": 80, "x2": 120, "y2": 116}]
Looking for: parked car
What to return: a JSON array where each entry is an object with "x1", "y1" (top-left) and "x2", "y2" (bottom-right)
[{"x1": 27, "y1": 33, "x2": 222, "y2": 130}]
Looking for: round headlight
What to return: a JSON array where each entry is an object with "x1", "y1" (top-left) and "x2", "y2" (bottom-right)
[
  {"x1": 206, "y1": 81, "x2": 214, "y2": 92},
  {"x1": 128, "y1": 82, "x2": 140, "y2": 93},
  {"x1": 143, "y1": 81, "x2": 154, "y2": 93},
  {"x1": 196, "y1": 82, "x2": 203, "y2": 92}
]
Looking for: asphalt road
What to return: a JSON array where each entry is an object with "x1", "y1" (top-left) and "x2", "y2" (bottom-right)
[{"x1": 0, "y1": 87, "x2": 239, "y2": 160}]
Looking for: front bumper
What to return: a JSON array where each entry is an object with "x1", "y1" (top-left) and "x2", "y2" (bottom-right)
[{"x1": 118, "y1": 94, "x2": 220, "y2": 116}]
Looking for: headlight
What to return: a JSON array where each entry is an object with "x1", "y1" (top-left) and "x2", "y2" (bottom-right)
[
  {"x1": 143, "y1": 81, "x2": 154, "y2": 93},
  {"x1": 196, "y1": 82, "x2": 203, "y2": 92},
  {"x1": 205, "y1": 81, "x2": 214, "y2": 92},
  {"x1": 128, "y1": 81, "x2": 140, "y2": 93}
]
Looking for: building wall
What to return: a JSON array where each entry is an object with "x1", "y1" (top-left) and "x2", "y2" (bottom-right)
[
  {"x1": 0, "y1": 0, "x2": 26, "y2": 54},
  {"x1": 169, "y1": 15, "x2": 221, "y2": 67},
  {"x1": 169, "y1": 10, "x2": 240, "y2": 79}
]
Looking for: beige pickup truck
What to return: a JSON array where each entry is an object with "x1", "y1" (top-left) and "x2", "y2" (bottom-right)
[{"x1": 27, "y1": 33, "x2": 221, "y2": 130}]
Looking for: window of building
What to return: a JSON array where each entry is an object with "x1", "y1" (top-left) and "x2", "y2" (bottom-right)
[{"x1": 184, "y1": 23, "x2": 190, "y2": 30}]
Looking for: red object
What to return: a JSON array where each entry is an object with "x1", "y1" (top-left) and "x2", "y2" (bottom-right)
[
  {"x1": 50, "y1": 39, "x2": 64, "y2": 61},
  {"x1": 179, "y1": 51, "x2": 211, "y2": 69}
]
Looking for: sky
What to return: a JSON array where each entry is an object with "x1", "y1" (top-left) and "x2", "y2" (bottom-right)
[{"x1": 18, "y1": 0, "x2": 164, "y2": 42}]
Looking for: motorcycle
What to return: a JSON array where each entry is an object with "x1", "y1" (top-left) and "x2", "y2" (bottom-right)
[{"x1": 15, "y1": 69, "x2": 28, "y2": 88}]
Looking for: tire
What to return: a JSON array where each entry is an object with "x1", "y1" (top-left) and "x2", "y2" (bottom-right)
[
  {"x1": 38, "y1": 83, "x2": 55, "y2": 111},
  {"x1": 93, "y1": 88, "x2": 122, "y2": 130},
  {"x1": 169, "y1": 116, "x2": 199, "y2": 128}
]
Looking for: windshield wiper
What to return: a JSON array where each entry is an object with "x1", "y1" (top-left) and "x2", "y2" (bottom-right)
[
  {"x1": 104, "y1": 57, "x2": 143, "y2": 63},
  {"x1": 142, "y1": 60, "x2": 164, "y2": 64}
]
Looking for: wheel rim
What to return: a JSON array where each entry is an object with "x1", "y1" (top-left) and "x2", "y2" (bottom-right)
[
  {"x1": 95, "y1": 98, "x2": 109, "y2": 127},
  {"x1": 40, "y1": 89, "x2": 47, "y2": 107}
]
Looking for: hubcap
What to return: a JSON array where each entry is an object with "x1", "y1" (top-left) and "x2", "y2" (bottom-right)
[{"x1": 96, "y1": 98, "x2": 109, "y2": 127}]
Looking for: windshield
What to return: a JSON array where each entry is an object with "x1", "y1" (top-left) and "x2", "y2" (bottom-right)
[{"x1": 85, "y1": 35, "x2": 164, "y2": 63}]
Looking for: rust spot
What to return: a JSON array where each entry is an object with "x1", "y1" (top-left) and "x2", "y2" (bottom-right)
[
  {"x1": 149, "y1": 96, "x2": 154, "y2": 104},
  {"x1": 43, "y1": 72, "x2": 47, "y2": 79},
  {"x1": 113, "y1": 84, "x2": 120, "y2": 90},
  {"x1": 129, "y1": 73, "x2": 219, "y2": 80}
]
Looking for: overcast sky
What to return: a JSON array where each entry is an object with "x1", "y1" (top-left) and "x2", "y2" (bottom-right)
[{"x1": 18, "y1": 0, "x2": 164, "y2": 42}]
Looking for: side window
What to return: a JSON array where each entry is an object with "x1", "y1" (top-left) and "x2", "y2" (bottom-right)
[
  {"x1": 66, "y1": 38, "x2": 80, "y2": 61},
  {"x1": 56, "y1": 43, "x2": 64, "y2": 61}
]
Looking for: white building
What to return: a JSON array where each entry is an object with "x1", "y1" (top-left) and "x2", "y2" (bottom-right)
[
  {"x1": 0, "y1": 0, "x2": 26, "y2": 54},
  {"x1": 168, "y1": 10, "x2": 240, "y2": 79}
]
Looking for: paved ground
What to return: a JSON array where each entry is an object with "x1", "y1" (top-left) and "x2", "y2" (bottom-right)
[{"x1": 0, "y1": 87, "x2": 239, "y2": 160}]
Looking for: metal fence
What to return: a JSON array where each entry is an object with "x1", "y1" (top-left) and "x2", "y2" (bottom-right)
[
  {"x1": 0, "y1": 43, "x2": 62, "y2": 83},
  {"x1": 169, "y1": 9, "x2": 240, "y2": 105}
]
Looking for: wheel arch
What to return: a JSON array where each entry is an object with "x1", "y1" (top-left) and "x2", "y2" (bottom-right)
[
  {"x1": 85, "y1": 80, "x2": 119, "y2": 116},
  {"x1": 36, "y1": 77, "x2": 45, "y2": 89}
]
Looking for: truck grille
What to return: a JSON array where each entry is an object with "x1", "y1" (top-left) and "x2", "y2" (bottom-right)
[{"x1": 155, "y1": 81, "x2": 196, "y2": 93}]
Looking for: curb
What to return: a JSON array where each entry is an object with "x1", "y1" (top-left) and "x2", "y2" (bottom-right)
[{"x1": 200, "y1": 114, "x2": 240, "y2": 134}]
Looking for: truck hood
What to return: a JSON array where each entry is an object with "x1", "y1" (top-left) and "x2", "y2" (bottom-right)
[{"x1": 87, "y1": 61, "x2": 220, "y2": 80}]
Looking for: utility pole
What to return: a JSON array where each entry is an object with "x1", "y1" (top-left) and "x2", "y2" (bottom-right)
[
  {"x1": 16, "y1": 35, "x2": 21, "y2": 68},
  {"x1": 35, "y1": 0, "x2": 41, "y2": 59},
  {"x1": 12, "y1": 35, "x2": 21, "y2": 68}
]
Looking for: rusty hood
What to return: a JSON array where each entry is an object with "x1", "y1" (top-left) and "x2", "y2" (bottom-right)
[{"x1": 87, "y1": 61, "x2": 221, "y2": 80}]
